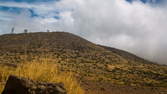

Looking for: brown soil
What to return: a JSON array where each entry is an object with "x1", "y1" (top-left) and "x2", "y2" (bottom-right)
[{"x1": 81, "y1": 81, "x2": 167, "y2": 94}]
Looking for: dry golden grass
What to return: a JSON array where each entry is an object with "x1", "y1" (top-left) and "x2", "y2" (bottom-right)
[{"x1": 0, "y1": 58, "x2": 85, "y2": 94}]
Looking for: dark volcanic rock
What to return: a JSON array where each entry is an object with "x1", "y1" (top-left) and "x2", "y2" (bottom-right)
[{"x1": 2, "y1": 75, "x2": 67, "y2": 94}]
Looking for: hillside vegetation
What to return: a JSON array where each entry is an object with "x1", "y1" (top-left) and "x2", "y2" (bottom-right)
[{"x1": 0, "y1": 32, "x2": 167, "y2": 93}]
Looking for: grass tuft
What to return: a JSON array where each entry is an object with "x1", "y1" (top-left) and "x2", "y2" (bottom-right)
[{"x1": 0, "y1": 58, "x2": 85, "y2": 94}]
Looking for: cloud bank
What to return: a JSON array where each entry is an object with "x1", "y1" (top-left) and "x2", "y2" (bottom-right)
[{"x1": 0, "y1": 0, "x2": 167, "y2": 64}]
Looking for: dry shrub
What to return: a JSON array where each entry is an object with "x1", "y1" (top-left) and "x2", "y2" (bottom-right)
[{"x1": 0, "y1": 58, "x2": 85, "y2": 94}]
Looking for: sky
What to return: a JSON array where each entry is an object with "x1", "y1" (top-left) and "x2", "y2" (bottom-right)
[{"x1": 0, "y1": 0, "x2": 167, "y2": 64}]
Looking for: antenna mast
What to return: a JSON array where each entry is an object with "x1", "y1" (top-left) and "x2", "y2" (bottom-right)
[{"x1": 11, "y1": 27, "x2": 15, "y2": 34}]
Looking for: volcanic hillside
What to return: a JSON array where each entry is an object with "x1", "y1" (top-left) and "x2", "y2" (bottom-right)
[{"x1": 0, "y1": 32, "x2": 167, "y2": 88}]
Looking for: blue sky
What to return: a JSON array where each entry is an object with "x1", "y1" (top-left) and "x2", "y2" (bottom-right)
[
  {"x1": 0, "y1": 0, "x2": 58, "y2": 3},
  {"x1": 0, "y1": 0, "x2": 165, "y2": 24},
  {"x1": 126, "y1": 0, "x2": 163, "y2": 3},
  {"x1": 0, "y1": 0, "x2": 61, "y2": 19},
  {"x1": 0, "y1": 0, "x2": 167, "y2": 64},
  {"x1": 0, "y1": 0, "x2": 164, "y2": 20}
]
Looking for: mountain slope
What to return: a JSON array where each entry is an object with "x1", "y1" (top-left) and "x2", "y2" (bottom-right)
[
  {"x1": 99, "y1": 45, "x2": 153, "y2": 64},
  {"x1": 0, "y1": 32, "x2": 104, "y2": 52},
  {"x1": 0, "y1": 32, "x2": 167, "y2": 88}
]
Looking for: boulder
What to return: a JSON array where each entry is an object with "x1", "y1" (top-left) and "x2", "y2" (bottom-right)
[{"x1": 2, "y1": 75, "x2": 67, "y2": 94}]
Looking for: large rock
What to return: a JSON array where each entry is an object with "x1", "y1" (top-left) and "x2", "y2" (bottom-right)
[{"x1": 2, "y1": 75, "x2": 67, "y2": 94}]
